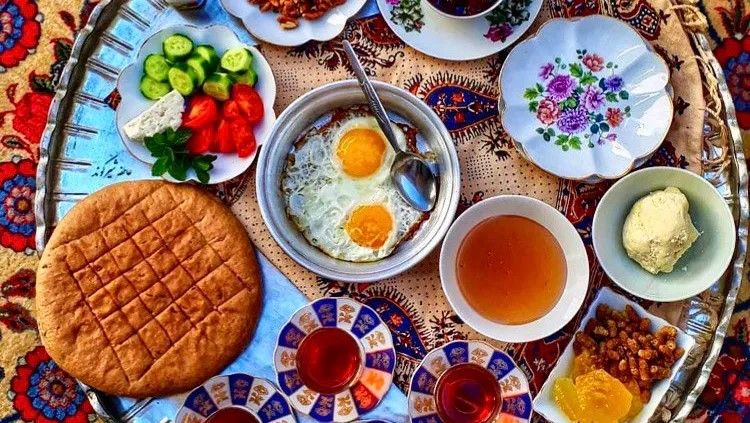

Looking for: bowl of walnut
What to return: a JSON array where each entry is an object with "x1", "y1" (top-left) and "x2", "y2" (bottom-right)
[
  {"x1": 533, "y1": 287, "x2": 695, "y2": 423},
  {"x1": 221, "y1": 0, "x2": 367, "y2": 46}
]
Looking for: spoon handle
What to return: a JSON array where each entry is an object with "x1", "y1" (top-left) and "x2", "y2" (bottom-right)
[{"x1": 342, "y1": 40, "x2": 403, "y2": 153}]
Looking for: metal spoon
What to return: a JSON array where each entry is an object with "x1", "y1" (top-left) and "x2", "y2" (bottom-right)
[{"x1": 342, "y1": 40, "x2": 438, "y2": 212}]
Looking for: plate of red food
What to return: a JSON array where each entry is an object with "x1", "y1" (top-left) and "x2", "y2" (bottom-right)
[{"x1": 116, "y1": 24, "x2": 276, "y2": 184}]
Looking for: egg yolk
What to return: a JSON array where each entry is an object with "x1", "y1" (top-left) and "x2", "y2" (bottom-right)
[
  {"x1": 336, "y1": 128, "x2": 386, "y2": 177},
  {"x1": 345, "y1": 204, "x2": 394, "y2": 248}
]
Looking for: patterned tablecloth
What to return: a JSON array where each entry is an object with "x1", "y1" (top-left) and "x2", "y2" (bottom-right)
[{"x1": 0, "y1": 0, "x2": 746, "y2": 421}]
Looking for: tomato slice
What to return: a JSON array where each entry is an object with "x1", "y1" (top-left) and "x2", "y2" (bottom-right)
[
  {"x1": 222, "y1": 99, "x2": 243, "y2": 121},
  {"x1": 183, "y1": 95, "x2": 219, "y2": 129},
  {"x1": 187, "y1": 125, "x2": 215, "y2": 155},
  {"x1": 231, "y1": 118, "x2": 257, "y2": 158},
  {"x1": 232, "y1": 84, "x2": 264, "y2": 125},
  {"x1": 216, "y1": 119, "x2": 235, "y2": 154}
]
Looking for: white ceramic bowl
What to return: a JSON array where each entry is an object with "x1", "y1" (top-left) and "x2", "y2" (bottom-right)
[
  {"x1": 439, "y1": 195, "x2": 589, "y2": 342},
  {"x1": 116, "y1": 24, "x2": 277, "y2": 184},
  {"x1": 499, "y1": 15, "x2": 673, "y2": 182},
  {"x1": 592, "y1": 167, "x2": 736, "y2": 302},
  {"x1": 533, "y1": 287, "x2": 695, "y2": 423},
  {"x1": 220, "y1": 0, "x2": 366, "y2": 47}
]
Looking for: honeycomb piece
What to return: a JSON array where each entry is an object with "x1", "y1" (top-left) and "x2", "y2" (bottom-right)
[
  {"x1": 553, "y1": 377, "x2": 583, "y2": 421},
  {"x1": 575, "y1": 370, "x2": 633, "y2": 423}
]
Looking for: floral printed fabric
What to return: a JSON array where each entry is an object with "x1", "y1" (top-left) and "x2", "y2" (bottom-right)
[
  {"x1": 525, "y1": 51, "x2": 632, "y2": 150},
  {"x1": 0, "y1": 0, "x2": 741, "y2": 422}
]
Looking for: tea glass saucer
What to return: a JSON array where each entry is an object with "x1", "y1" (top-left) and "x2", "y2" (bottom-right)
[
  {"x1": 273, "y1": 298, "x2": 396, "y2": 422},
  {"x1": 375, "y1": 0, "x2": 542, "y2": 60},
  {"x1": 408, "y1": 340, "x2": 533, "y2": 423},
  {"x1": 175, "y1": 373, "x2": 297, "y2": 423}
]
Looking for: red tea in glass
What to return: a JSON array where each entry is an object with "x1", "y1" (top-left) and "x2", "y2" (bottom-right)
[
  {"x1": 435, "y1": 363, "x2": 502, "y2": 423},
  {"x1": 296, "y1": 327, "x2": 362, "y2": 394},
  {"x1": 205, "y1": 407, "x2": 259, "y2": 423}
]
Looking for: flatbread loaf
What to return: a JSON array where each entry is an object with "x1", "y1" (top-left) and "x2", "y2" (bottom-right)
[{"x1": 37, "y1": 180, "x2": 262, "y2": 397}]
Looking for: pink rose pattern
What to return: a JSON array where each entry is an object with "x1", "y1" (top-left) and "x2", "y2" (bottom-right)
[{"x1": 523, "y1": 50, "x2": 632, "y2": 151}]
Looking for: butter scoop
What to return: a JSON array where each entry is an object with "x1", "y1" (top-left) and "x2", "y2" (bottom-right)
[{"x1": 622, "y1": 187, "x2": 699, "y2": 274}]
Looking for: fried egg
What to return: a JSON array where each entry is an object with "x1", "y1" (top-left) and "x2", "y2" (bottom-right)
[{"x1": 282, "y1": 112, "x2": 425, "y2": 262}]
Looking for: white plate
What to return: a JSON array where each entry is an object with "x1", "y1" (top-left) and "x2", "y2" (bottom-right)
[
  {"x1": 376, "y1": 0, "x2": 542, "y2": 61},
  {"x1": 221, "y1": 0, "x2": 367, "y2": 47},
  {"x1": 116, "y1": 24, "x2": 277, "y2": 184},
  {"x1": 499, "y1": 15, "x2": 673, "y2": 181},
  {"x1": 439, "y1": 195, "x2": 589, "y2": 343},
  {"x1": 533, "y1": 287, "x2": 696, "y2": 423}
]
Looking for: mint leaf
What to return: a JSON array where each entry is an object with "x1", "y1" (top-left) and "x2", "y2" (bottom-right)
[{"x1": 152, "y1": 156, "x2": 169, "y2": 176}]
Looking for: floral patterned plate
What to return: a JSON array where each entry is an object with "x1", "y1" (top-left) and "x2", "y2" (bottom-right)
[
  {"x1": 499, "y1": 15, "x2": 673, "y2": 181},
  {"x1": 175, "y1": 373, "x2": 297, "y2": 423},
  {"x1": 375, "y1": 0, "x2": 542, "y2": 61},
  {"x1": 274, "y1": 298, "x2": 396, "y2": 422},
  {"x1": 408, "y1": 340, "x2": 532, "y2": 423}
]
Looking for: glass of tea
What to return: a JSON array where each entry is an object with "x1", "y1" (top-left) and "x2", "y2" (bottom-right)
[
  {"x1": 434, "y1": 363, "x2": 502, "y2": 423},
  {"x1": 296, "y1": 327, "x2": 364, "y2": 394},
  {"x1": 205, "y1": 407, "x2": 259, "y2": 423},
  {"x1": 424, "y1": 0, "x2": 504, "y2": 18}
]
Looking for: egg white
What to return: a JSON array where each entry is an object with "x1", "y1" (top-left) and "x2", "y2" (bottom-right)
[{"x1": 282, "y1": 114, "x2": 423, "y2": 262}]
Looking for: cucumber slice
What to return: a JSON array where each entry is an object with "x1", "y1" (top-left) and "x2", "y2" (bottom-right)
[
  {"x1": 167, "y1": 63, "x2": 197, "y2": 96},
  {"x1": 202, "y1": 73, "x2": 233, "y2": 101},
  {"x1": 186, "y1": 55, "x2": 210, "y2": 85},
  {"x1": 143, "y1": 54, "x2": 170, "y2": 82},
  {"x1": 194, "y1": 45, "x2": 220, "y2": 73},
  {"x1": 163, "y1": 34, "x2": 194, "y2": 62},
  {"x1": 231, "y1": 68, "x2": 257, "y2": 86},
  {"x1": 220, "y1": 47, "x2": 253, "y2": 73},
  {"x1": 139, "y1": 75, "x2": 171, "y2": 100}
]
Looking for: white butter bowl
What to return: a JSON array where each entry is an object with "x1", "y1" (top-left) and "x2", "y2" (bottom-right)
[
  {"x1": 439, "y1": 195, "x2": 589, "y2": 342},
  {"x1": 592, "y1": 166, "x2": 736, "y2": 302}
]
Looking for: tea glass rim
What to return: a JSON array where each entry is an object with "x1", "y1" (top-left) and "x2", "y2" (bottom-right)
[
  {"x1": 204, "y1": 405, "x2": 262, "y2": 423},
  {"x1": 433, "y1": 362, "x2": 503, "y2": 423},
  {"x1": 295, "y1": 326, "x2": 366, "y2": 394},
  {"x1": 423, "y1": 0, "x2": 506, "y2": 20}
]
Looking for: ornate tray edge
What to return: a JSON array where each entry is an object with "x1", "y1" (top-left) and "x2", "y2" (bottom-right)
[
  {"x1": 31, "y1": 0, "x2": 749, "y2": 421},
  {"x1": 34, "y1": 0, "x2": 117, "y2": 252},
  {"x1": 671, "y1": 31, "x2": 749, "y2": 422}
]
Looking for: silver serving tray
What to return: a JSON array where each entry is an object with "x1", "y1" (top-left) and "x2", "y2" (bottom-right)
[{"x1": 34, "y1": 0, "x2": 748, "y2": 421}]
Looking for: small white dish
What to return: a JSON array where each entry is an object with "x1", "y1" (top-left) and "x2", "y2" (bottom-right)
[
  {"x1": 592, "y1": 167, "x2": 736, "y2": 302},
  {"x1": 116, "y1": 24, "x2": 277, "y2": 184},
  {"x1": 533, "y1": 287, "x2": 696, "y2": 423},
  {"x1": 376, "y1": 0, "x2": 542, "y2": 61},
  {"x1": 220, "y1": 0, "x2": 367, "y2": 47},
  {"x1": 439, "y1": 195, "x2": 589, "y2": 343},
  {"x1": 499, "y1": 15, "x2": 673, "y2": 181}
]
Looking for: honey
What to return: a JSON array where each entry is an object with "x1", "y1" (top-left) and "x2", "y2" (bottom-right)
[
  {"x1": 456, "y1": 215, "x2": 566, "y2": 325},
  {"x1": 553, "y1": 370, "x2": 634, "y2": 423}
]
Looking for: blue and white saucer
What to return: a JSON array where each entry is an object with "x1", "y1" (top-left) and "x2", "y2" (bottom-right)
[
  {"x1": 274, "y1": 298, "x2": 396, "y2": 422},
  {"x1": 408, "y1": 340, "x2": 532, "y2": 423},
  {"x1": 175, "y1": 373, "x2": 296, "y2": 423}
]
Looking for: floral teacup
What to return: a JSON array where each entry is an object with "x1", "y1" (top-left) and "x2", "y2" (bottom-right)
[{"x1": 499, "y1": 15, "x2": 673, "y2": 182}]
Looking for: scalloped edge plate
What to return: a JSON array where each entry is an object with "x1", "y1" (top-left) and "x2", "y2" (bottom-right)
[
  {"x1": 220, "y1": 0, "x2": 367, "y2": 47},
  {"x1": 274, "y1": 297, "x2": 396, "y2": 422},
  {"x1": 499, "y1": 15, "x2": 673, "y2": 181}
]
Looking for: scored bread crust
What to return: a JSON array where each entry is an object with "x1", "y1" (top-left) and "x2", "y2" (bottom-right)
[{"x1": 37, "y1": 180, "x2": 262, "y2": 398}]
